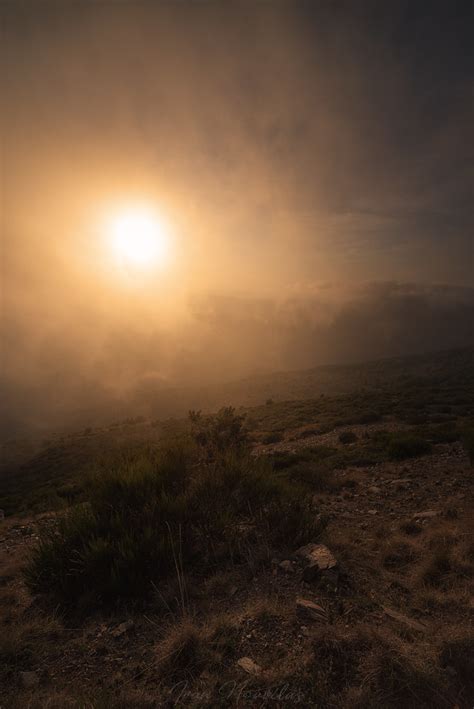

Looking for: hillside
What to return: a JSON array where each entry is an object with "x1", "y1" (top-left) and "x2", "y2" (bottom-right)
[
  {"x1": 2, "y1": 347, "x2": 473, "y2": 505},
  {"x1": 0, "y1": 349, "x2": 473, "y2": 707}
]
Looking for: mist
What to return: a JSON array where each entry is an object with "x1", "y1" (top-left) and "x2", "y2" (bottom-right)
[
  {"x1": 3, "y1": 281, "x2": 473, "y2": 437},
  {"x1": 2, "y1": 1, "x2": 473, "y2": 436}
]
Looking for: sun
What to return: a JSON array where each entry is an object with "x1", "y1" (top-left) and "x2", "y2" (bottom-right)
[{"x1": 107, "y1": 207, "x2": 171, "y2": 269}]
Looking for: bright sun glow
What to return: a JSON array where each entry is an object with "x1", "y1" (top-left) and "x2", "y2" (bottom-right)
[{"x1": 107, "y1": 207, "x2": 171, "y2": 269}]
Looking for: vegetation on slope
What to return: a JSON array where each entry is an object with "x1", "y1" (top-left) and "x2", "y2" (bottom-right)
[{"x1": 25, "y1": 409, "x2": 321, "y2": 612}]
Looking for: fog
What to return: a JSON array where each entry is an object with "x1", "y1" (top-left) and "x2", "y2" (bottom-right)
[{"x1": 2, "y1": 1, "x2": 473, "y2": 436}]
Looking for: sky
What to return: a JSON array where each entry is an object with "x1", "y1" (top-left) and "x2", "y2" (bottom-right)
[{"x1": 2, "y1": 0, "x2": 473, "y2": 434}]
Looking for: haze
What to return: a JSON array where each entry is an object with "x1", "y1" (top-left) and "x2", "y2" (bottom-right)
[{"x1": 2, "y1": 1, "x2": 473, "y2": 437}]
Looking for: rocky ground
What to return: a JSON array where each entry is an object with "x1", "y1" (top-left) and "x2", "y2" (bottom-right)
[{"x1": 1, "y1": 420, "x2": 473, "y2": 708}]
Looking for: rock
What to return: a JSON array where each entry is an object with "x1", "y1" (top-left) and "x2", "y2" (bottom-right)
[
  {"x1": 368, "y1": 486, "x2": 382, "y2": 494},
  {"x1": 367, "y1": 509, "x2": 378, "y2": 515},
  {"x1": 237, "y1": 657, "x2": 262, "y2": 676},
  {"x1": 278, "y1": 560, "x2": 294, "y2": 573},
  {"x1": 20, "y1": 671, "x2": 39, "y2": 689},
  {"x1": 112, "y1": 620, "x2": 134, "y2": 637},
  {"x1": 294, "y1": 543, "x2": 338, "y2": 583},
  {"x1": 296, "y1": 598, "x2": 328, "y2": 623},
  {"x1": 412, "y1": 510, "x2": 440, "y2": 520},
  {"x1": 382, "y1": 607, "x2": 426, "y2": 632}
]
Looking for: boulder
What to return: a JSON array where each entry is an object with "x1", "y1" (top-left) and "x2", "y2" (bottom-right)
[{"x1": 294, "y1": 543, "x2": 338, "y2": 583}]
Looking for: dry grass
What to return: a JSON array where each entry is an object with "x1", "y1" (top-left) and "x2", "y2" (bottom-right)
[
  {"x1": 0, "y1": 614, "x2": 63, "y2": 690},
  {"x1": 155, "y1": 616, "x2": 213, "y2": 683},
  {"x1": 381, "y1": 537, "x2": 419, "y2": 571},
  {"x1": 419, "y1": 524, "x2": 474, "y2": 590}
]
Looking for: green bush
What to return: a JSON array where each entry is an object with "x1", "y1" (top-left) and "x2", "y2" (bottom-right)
[{"x1": 25, "y1": 413, "x2": 320, "y2": 612}]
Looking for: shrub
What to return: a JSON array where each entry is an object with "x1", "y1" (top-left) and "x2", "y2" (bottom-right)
[
  {"x1": 189, "y1": 407, "x2": 249, "y2": 458},
  {"x1": 26, "y1": 415, "x2": 320, "y2": 612},
  {"x1": 461, "y1": 428, "x2": 474, "y2": 465},
  {"x1": 266, "y1": 445, "x2": 335, "y2": 471},
  {"x1": 297, "y1": 428, "x2": 319, "y2": 439},
  {"x1": 382, "y1": 541, "x2": 417, "y2": 570},
  {"x1": 356, "y1": 410, "x2": 381, "y2": 424},
  {"x1": 284, "y1": 463, "x2": 335, "y2": 491},
  {"x1": 387, "y1": 435, "x2": 432, "y2": 461},
  {"x1": 421, "y1": 550, "x2": 452, "y2": 587},
  {"x1": 425, "y1": 422, "x2": 460, "y2": 444},
  {"x1": 261, "y1": 431, "x2": 283, "y2": 444},
  {"x1": 339, "y1": 430, "x2": 358, "y2": 444},
  {"x1": 267, "y1": 450, "x2": 305, "y2": 470}
]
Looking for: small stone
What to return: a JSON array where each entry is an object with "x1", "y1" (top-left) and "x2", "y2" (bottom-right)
[
  {"x1": 20, "y1": 671, "x2": 39, "y2": 689},
  {"x1": 296, "y1": 598, "x2": 328, "y2": 623},
  {"x1": 237, "y1": 657, "x2": 262, "y2": 676},
  {"x1": 412, "y1": 510, "x2": 439, "y2": 520},
  {"x1": 367, "y1": 509, "x2": 378, "y2": 515},
  {"x1": 112, "y1": 620, "x2": 134, "y2": 637},
  {"x1": 368, "y1": 486, "x2": 382, "y2": 494}
]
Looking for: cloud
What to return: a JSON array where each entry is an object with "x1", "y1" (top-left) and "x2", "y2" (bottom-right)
[
  {"x1": 2, "y1": 2, "x2": 473, "y2": 436},
  {"x1": 2, "y1": 281, "x2": 473, "y2": 438}
]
